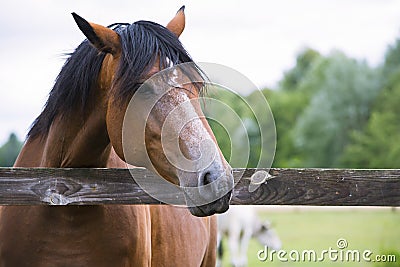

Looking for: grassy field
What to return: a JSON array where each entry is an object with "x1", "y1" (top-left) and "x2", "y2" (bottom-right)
[{"x1": 220, "y1": 207, "x2": 400, "y2": 267}]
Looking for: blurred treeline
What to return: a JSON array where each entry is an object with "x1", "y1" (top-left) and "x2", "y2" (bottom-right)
[
  {"x1": 210, "y1": 38, "x2": 400, "y2": 168},
  {"x1": 1, "y1": 38, "x2": 400, "y2": 168},
  {"x1": 0, "y1": 133, "x2": 23, "y2": 167}
]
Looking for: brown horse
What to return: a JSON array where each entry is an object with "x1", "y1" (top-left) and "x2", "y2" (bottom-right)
[{"x1": 0, "y1": 7, "x2": 233, "y2": 267}]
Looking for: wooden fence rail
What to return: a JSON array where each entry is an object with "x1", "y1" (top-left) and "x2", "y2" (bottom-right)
[{"x1": 0, "y1": 168, "x2": 399, "y2": 206}]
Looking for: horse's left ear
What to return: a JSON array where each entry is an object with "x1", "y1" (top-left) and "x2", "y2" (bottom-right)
[
  {"x1": 166, "y1": 6, "x2": 185, "y2": 37},
  {"x1": 72, "y1": 13, "x2": 121, "y2": 55}
]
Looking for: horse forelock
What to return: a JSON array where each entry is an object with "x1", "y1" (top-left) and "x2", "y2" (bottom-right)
[{"x1": 111, "y1": 20, "x2": 206, "y2": 104}]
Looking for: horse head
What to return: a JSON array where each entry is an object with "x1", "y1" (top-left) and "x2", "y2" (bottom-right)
[{"x1": 72, "y1": 7, "x2": 233, "y2": 217}]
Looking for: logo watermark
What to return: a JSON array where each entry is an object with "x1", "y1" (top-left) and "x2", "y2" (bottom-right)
[
  {"x1": 257, "y1": 238, "x2": 397, "y2": 263},
  {"x1": 121, "y1": 62, "x2": 276, "y2": 206}
]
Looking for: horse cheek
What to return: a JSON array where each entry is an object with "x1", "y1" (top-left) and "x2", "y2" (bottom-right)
[{"x1": 106, "y1": 103, "x2": 125, "y2": 162}]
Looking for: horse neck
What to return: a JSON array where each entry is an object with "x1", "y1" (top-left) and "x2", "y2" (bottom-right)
[{"x1": 17, "y1": 88, "x2": 112, "y2": 168}]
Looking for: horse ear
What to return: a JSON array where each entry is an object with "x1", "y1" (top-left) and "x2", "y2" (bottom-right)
[
  {"x1": 72, "y1": 13, "x2": 121, "y2": 55},
  {"x1": 166, "y1": 6, "x2": 185, "y2": 37}
]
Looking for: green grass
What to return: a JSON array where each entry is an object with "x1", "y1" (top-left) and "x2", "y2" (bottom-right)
[{"x1": 220, "y1": 208, "x2": 400, "y2": 267}]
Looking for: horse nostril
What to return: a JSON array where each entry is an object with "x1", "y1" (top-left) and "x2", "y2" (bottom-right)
[{"x1": 202, "y1": 171, "x2": 213, "y2": 186}]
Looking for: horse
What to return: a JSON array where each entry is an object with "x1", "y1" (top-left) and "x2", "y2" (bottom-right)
[
  {"x1": 217, "y1": 206, "x2": 282, "y2": 267},
  {"x1": 0, "y1": 6, "x2": 234, "y2": 267}
]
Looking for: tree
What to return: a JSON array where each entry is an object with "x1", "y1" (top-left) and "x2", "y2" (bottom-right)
[
  {"x1": 341, "y1": 36, "x2": 400, "y2": 168},
  {"x1": 382, "y1": 38, "x2": 400, "y2": 81},
  {"x1": 292, "y1": 51, "x2": 381, "y2": 167},
  {"x1": 341, "y1": 112, "x2": 400, "y2": 168},
  {"x1": 0, "y1": 133, "x2": 23, "y2": 167},
  {"x1": 245, "y1": 48, "x2": 323, "y2": 168},
  {"x1": 204, "y1": 86, "x2": 257, "y2": 167},
  {"x1": 279, "y1": 48, "x2": 321, "y2": 91},
  {"x1": 261, "y1": 88, "x2": 309, "y2": 167},
  {"x1": 341, "y1": 70, "x2": 400, "y2": 168}
]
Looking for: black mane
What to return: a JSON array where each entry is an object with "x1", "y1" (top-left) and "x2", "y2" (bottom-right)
[{"x1": 28, "y1": 20, "x2": 202, "y2": 139}]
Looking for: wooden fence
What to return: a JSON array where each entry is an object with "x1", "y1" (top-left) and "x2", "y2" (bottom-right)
[{"x1": 0, "y1": 168, "x2": 399, "y2": 206}]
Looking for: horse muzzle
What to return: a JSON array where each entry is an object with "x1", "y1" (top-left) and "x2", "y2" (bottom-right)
[
  {"x1": 182, "y1": 166, "x2": 234, "y2": 217},
  {"x1": 187, "y1": 189, "x2": 232, "y2": 217}
]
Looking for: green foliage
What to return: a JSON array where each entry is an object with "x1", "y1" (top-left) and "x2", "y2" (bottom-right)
[
  {"x1": 341, "y1": 38, "x2": 400, "y2": 168},
  {"x1": 205, "y1": 86, "x2": 261, "y2": 168},
  {"x1": 270, "y1": 47, "x2": 325, "y2": 167},
  {"x1": 342, "y1": 112, "x2": 400, "y2": 168},
  {"x1": 262, "y1": 89, "x2": 309, "y2": 167},
  {"x1": 292, "y1": 51, "x2": 381, "y2": 167},
  {"x1": 206, "y1": 38, "x2": 400, "y2": 168},
  {"x1": 0, "y1": 133, "x2": 23, "y2": 167},
  {"x1": 341, "y1": 68, "x2": 400, "y2": 168},
  {"x1": 382, "y1": 37, "x2": 400, "y2": 80},
  {"x1": 208, "y1": 48, "x2": 386, "y2": 168},
  {"x1": 280, "y1": 48, "x2": 321, "y2": 91}
]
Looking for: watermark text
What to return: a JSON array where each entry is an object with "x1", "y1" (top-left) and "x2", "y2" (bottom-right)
[{"x1": 257, "y1": 238, "x2": 397, "y2": 263}]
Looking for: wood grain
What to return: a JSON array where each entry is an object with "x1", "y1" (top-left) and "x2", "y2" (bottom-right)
[
  {"x1": 0, "y1": 168, "x2": 398, "y2": 206},
  {"x1": 232, "y1": 168, "x2": 400, "y2": 206}
]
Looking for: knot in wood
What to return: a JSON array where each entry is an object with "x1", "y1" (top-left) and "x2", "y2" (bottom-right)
[{"x1": 49, "y1": 192, "x2": 69, "y2": 205}]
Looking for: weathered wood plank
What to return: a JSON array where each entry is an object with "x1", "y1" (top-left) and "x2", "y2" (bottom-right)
[
  {"x1": 0, "y1": 168, "x2": 167, "y2": 205},
  {"x1": 232, "y1": 168, "x2": 400, "y2": 206},
  {"x1": 0, "y1": 168, "x2": 398, "y2": 206}
]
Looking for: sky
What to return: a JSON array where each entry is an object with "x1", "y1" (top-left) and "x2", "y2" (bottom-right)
[{"x1": 1, "y1": 0, "x2": 400, "y2": 144}]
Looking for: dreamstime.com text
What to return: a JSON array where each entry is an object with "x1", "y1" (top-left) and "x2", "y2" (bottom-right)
[{"x1": 257, "y1": 238, "x2": 397, "y2": 263}]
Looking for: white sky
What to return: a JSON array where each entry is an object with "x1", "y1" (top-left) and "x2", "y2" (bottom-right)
[{"x1": 1, "y1": 0, "x2": 400, "y2": 144}]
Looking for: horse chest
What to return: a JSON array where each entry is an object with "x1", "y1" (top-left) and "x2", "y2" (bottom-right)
[
  {"x1": 0, "y1": 206, "x2": 150, "y2": 267},
  {"x1": 34, "y1": 222, "x2": 130, "y2": 266}
]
